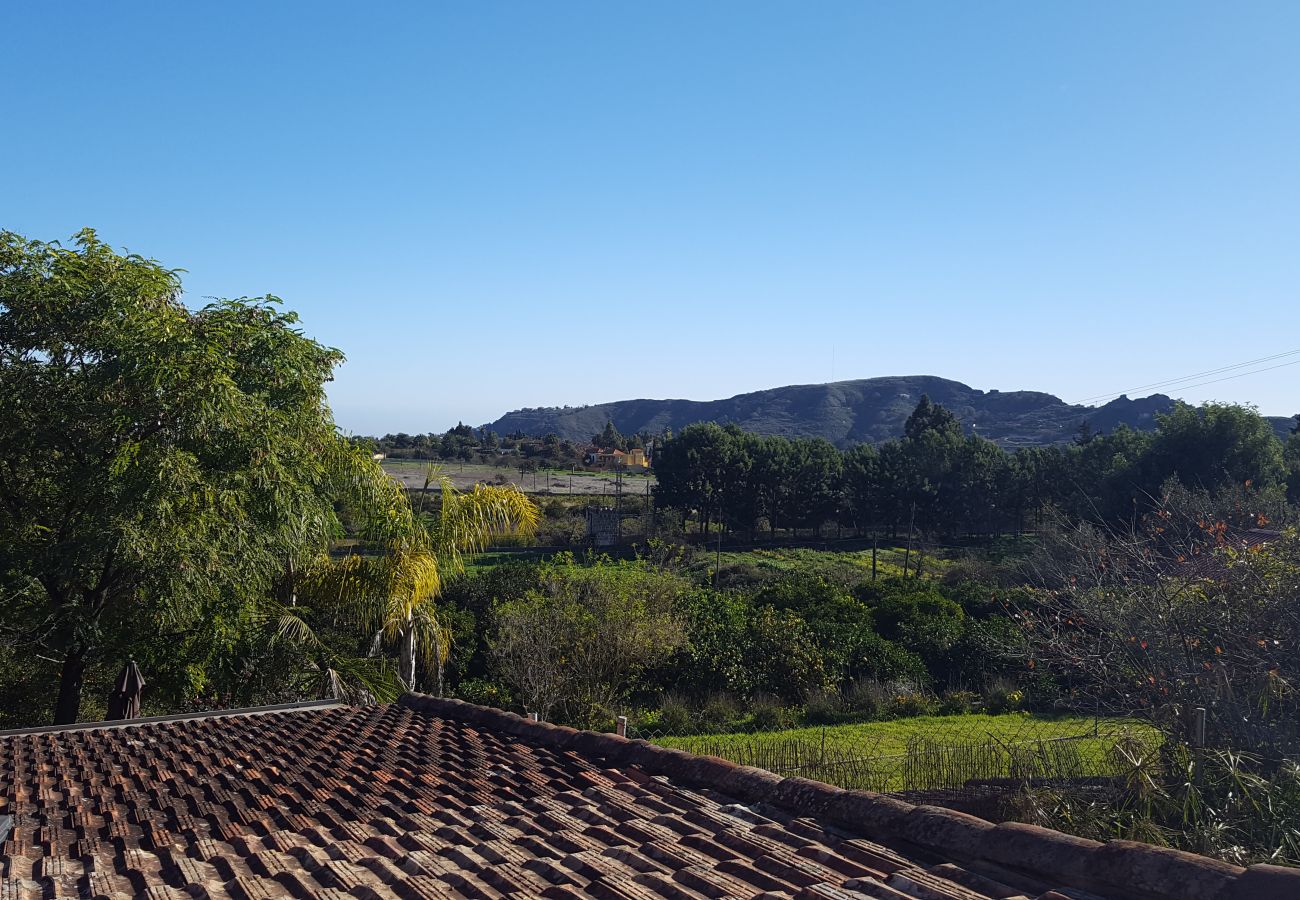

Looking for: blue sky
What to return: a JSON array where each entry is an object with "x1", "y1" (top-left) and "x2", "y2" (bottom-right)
[{"x1": 5, "y1": 2, "x2": 1299, "y2": 434}]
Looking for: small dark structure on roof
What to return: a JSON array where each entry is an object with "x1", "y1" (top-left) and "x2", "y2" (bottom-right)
[{"x1": 104, "y1": 659, "x2": 145, "y2": 721}]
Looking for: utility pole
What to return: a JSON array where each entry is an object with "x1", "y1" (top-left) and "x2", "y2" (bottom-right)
[
  {"x1": 903, "y1": 502, "x2": 916, "y2": 577},
  {"x1": 714, "y1": 501, "x2": 723, "y2": 588}
]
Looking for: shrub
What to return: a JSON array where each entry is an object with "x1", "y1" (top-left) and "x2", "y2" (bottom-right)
[
  {"x1": 887, "y1": 680, "x2": 937, "y2": 717},
  {"x1": 803, "y1": 688, "x2": 847, "y2": 725},
  {"x1": 845, "y1": 678, "x2": 890, "y2": 718},
  {"x1": 696, "y1": 692, "x2": 740, "y2": 733},
  {"x1": 747, "y1": 693, "x2": 795, "y2": 732},
  {"x1": 938, "y1": 689, "x2": 979, "y2": 715},
  {"x1": 844, "y1": 631, "x2": 929, "y2": 685},
  {"x1": 655, "y1": 693, "x2": 696, "y2": 735},
  {"x1": 743, "y1": 606, "x2": 833, "y2": 702},
  {"x1": 983, "y1": 677, "x2": 1025, "y2": 714},
  {"x1": 455, "y1": 678, "x2": 512, "y2": 710}
]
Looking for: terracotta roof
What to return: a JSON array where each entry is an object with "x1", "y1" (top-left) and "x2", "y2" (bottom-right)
[{"x1": 1, "y1": 695, "x2": 1294, "y2": 900}]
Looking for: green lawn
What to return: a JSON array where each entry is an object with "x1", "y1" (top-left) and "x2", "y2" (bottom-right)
[
  {"x1": 699, "y1": 545, "x2": 948, "y2": 586},
  {"x1": 655, "y1": 713, "x2": 1160, "y2": 792}
]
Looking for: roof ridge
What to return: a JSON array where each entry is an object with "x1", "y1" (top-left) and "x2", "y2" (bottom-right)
[
  {"x1": 398, "y1": 692, "x2": 1300, "y2": 900},
  {"x1": 0, "y1": 698, "x2": 344, "y2": 738}
]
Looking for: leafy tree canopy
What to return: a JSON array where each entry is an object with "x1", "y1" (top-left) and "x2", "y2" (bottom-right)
[
  {"x1": 594, "y1": 419, "x2": 627, "y2": 450},
  {"x1": 0, "y1": 229, "x2": 393, "y2": 723},
  {"x1": 903, "y1": 394, "x2": 963, "y2": 442}
]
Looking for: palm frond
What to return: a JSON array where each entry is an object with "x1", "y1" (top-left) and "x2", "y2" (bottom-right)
[
  {"x1": 299, "y1": 548, "x2": 443, "y2": 637},
  {"x1": 410, "y1": 603, "x2": 453, "y2": 668},
  {"x1": 274, "y1": 611, "x2": 325, "y2": 650},
  {"x1": 430, "y1": 481, "x2": 539, "y2": 578},
  {"x1": 315, "y1": 655, "x2": 404, "y2": 704}
]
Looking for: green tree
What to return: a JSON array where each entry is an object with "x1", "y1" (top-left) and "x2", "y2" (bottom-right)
[
  {"x1": 0, "y1": 229, "x2": 390, "y2": 724},
  {"x1": 651, "y1": 423, "x2": 746, "y2": 533},
  {"x1": 947, "y1": 435, "x2": 1011, "y2": 536},
  {"x1": 293, "y1": 471, "x2": 538, "y2": 697},
  {"x1": 750, "y1": 435, "x2": 794, "y2": 536},
  {"x1": 780, "y1": 438, "x2": 843, "y2": 535},
  {"x1": 1146, "y1": 402, "x2": 1284, "y2": 495},
  {"x1": 1286, "y1": 423, "x2": 1300, "y2": 505},
  {"x1": 896, "y1": 397, "x2": 964, "y2": 534},
  {"x1": 841, "y1": 443, "x2": 880, "y2": 533},
  {"x1": 491, "y1": 557, "x2": 687, "y2": 725},
  {"x1": 594, "y1": 420, "x2": 626, "y2": 450},
  {"x1": 1058, "y1": 425, "x2": 1153, "y2": 525},
  {"x1": 904, "y1": 394, "x2": 963, "y2": 442}
]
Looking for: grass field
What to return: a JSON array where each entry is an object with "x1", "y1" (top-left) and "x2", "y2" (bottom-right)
[
  {"x1": 655, "y1": 713, "x2": 1160, "y2": 792},
  {"x1": 698, "y1": 545, "x2": 949, "y2": 586},
  {"x1": 382, "y1": 460, "x2": 655, "y2": 496}
]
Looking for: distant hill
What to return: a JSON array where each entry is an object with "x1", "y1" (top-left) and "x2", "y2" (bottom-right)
[{"x1": 483, "y1": 376, "x2": 1295, "y2": 449}]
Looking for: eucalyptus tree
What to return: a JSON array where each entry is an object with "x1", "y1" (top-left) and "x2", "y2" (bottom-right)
[{"x1": 0, "y1": 229, "x2": 394, "y2": 723}]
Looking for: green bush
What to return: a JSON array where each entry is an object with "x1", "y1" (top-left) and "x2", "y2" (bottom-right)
[
  {"x1": 747, "y1": 694, "x2": 796, "y2": 731},
  {"x1": 803, "y1": 689, "x2": 848, "y2": 725},
  {"x1": 697, "y1": 692, "x2": 741, "y2": 733},
  {"x1": 844, "y1": 678, "x2": 889, "y2": 718},
  {"x1": 888, "y1": 682, "x2": 938, "y2": 717},
  {"x1": 656, "y1": 694, "x2": 696, "y2": 735},
  {"x1": 455, "y1": 678, "x2": 513, "y2": 710},
  {"x1": 939, "y1": 689, "x2": 979, "y2": 715},
  {"x1": 983, "y1": 677, "x2": 1026, "y2": 714},
  {"x1": 843, "y1": 630, "x2": 929, "y2": 686}
]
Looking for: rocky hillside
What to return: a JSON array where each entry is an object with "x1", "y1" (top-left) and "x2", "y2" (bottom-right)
[{"x1": 484, "y1": 376, "x2": 1292, "y2": 448}]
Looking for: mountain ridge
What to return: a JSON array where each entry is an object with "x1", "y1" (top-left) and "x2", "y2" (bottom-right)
[{"x1": 483, "y1": 376, "x2": 1293, "y2": 449}]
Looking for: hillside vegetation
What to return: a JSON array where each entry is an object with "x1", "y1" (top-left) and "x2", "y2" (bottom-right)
[{"x1": 486, "y1": 375, "x2": 1293, "y2": 449}]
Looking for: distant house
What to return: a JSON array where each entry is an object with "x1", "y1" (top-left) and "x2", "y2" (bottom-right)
[
  {"x1": 583, "y1": 447, "x2": 649, "y2": 470},
  {"x1": 594, "y1": 448, "x2": 626, "y2": 466}
]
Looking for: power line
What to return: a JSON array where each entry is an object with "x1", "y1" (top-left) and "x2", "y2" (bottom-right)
[
  {"x1": 1149, "y1": 357, "x2": 1300, "y2": 396},
  {"x1": 1074, "y1": 348, "x2": 1300, "y2": 405}
]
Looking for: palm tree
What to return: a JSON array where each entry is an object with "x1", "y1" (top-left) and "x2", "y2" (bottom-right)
[{"x1": 276, "y1": 465, "x2": 538, "y2": 699}]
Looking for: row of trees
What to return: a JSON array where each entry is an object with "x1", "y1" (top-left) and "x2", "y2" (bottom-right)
[
  {"x1": 369, "y1": 424, "x2": 512, "y2": 460},
  {"x1": 653, "y1": 397, "x2": 1300, "y2": 539},
  {"x1": 366, "y1": 420, "x2": 653, "y2": 463}
]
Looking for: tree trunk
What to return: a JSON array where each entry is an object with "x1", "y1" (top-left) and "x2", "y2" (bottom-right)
[
  {"x1": 431, "y1": 633, "x2": 444, "y2": 697},
  {"x1": 400, "y1": 623, "x2": 417, "y2": 691},
  {"x1": 54, "y1": 645, "x2": 88, "y2": 725}
]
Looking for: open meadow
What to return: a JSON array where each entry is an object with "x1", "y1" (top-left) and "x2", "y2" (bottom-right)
[
  {"x1": 382, "y1": 460, "x2": 656, "y2": 496},
  {"x1": 656, "y1": 713, "x2": 1161, "y2": 793}
]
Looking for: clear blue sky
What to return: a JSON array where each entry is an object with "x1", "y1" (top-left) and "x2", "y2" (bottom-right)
[{"x1": 5, "y1": 2, "x2": 1299, "y2": 434}]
